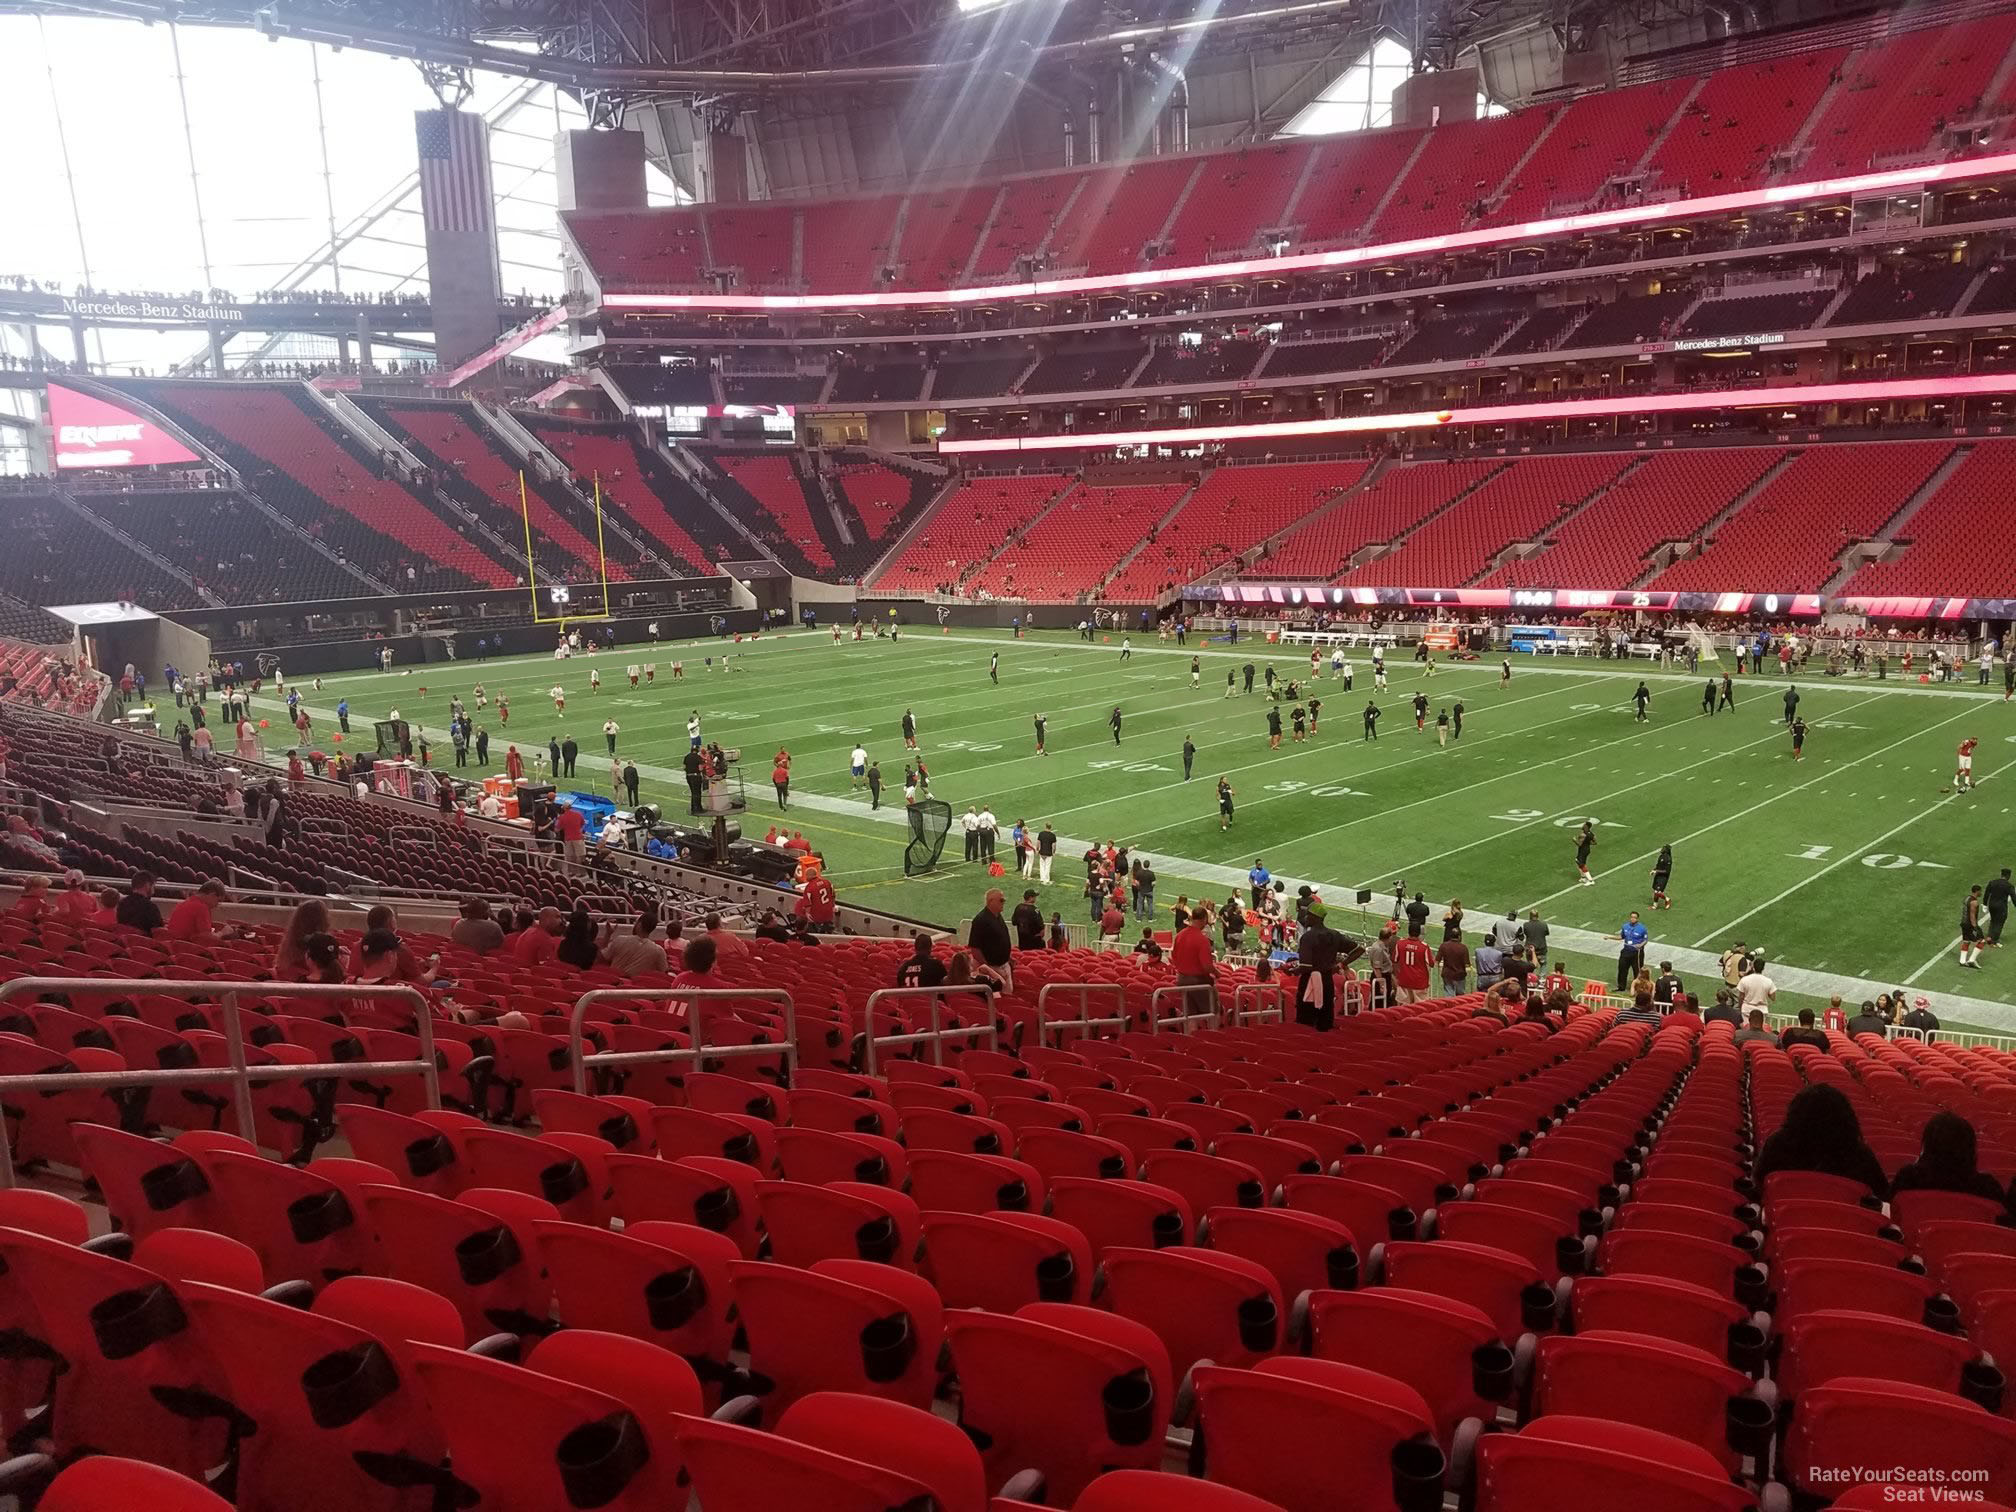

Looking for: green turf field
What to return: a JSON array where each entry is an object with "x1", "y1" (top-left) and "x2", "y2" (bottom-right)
[{"x1": 246, "y1": 626, "x2": 2016, "y2": 1033}]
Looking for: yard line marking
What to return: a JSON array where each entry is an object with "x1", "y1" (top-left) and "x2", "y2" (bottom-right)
[
  {"x1": 765, "y1": 758, "x2": 2016, "y2": 1032},
  {"x1": 1905, "y1": 939, "x2": 1962, "y2": 985},
  {"x1": 1090, "y1": 680, "x2": 1614, "y2": 840},
  {"x1": 1691, "y1": 763, "x2": 1999, "y2": 948},
  {"x1": 1348, "y1": 711, "x2": 1812, "y2": 892},
  {"x1": 1517, "y1": 692, "x2": 1895, "y2": 913}
]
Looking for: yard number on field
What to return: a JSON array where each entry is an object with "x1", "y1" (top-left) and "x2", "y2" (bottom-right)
[
  {"x1": 1489, "y1": 809, "x2": 1626, "y2": 829},
  {"x1": 1787, "y1": 844, "x2": 1947, "y2": 869}
]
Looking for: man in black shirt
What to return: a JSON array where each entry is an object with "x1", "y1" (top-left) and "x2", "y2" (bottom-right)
[
  {"x1": 897, "y1": 932, "x2": 947, "y2": 988},
  {"x1": 1412, "y1": 691, "x2": 1428, "y2": 731},
  {"x1": 1035, "y1": 823, "x2": 1056, "y2": 884},
  {"x1": 1986, "y1": 867, "x2": 2013, "y2": 946},
  {"x1": 1845, "y1": 1000, "x2": 1888, "y2": 1039},
  {"x1": 1718, "y1": 673, "x2": 1735, "y2": 711},
  {"x1": 1242, "y1": 662, "x2": 1255, "y2": 694},
  {"x1": 1702, "y1": 678, "x2": 1717, "y2": 716},
  {"x1": 1267, "y1": 707, "x2": 1283, "y2": 749},
  {"x1": 1363, "y1": 701, "x2": 1380, "y2": 741},
  {"x1": 1011, "y1": 890, "x2": 1045, "y2": 949},
  {"x1": 1033, "y1": 714, "x2": 1047, "y2": 756},
  {"x1": 1899, "y1": 997, "x2": 1940, "y2": 1035},
  {"x1": 560, "y1": 735, "x2": 579, "y2": 777},
  {"x1": 1652, "y1": 961, "x2": 1682, "y2": 1006},
  {"x1": 1182, "y1": 736, "x2": 1196, "y2": 780},
  {"x1": 683, "y1": 747, "x2": 705, "y2": 814},
  {"x1": 1778, "y1": 1008, "x2": 1830, "y2": 1051},
  {"x1": 1109, "y1": 706, "x2": 1123, "y2": 745},
  {"x1": 866, "y1": 761, "x2": 883, "y2": 809},
  {"x1": 1703, "y1": 991, "x2": 1742, "y2": 1028},
  {"x1": 1404, "y1": 893, "x2": 1431, "y2": 934},
  {"x1": 968, "y1": 888, "x2": 1014, "y2": 988},
  {"x1": 116, "y1": 871, "x2": 165, "y2": 934}
]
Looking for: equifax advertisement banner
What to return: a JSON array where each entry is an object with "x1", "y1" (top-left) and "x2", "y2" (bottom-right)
[{"x1": 47, "y1": 384, "x2": 201, "y2": 470}]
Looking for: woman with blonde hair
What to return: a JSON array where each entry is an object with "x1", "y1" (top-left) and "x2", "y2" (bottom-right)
[{"x1": 10, "y1": 874, "x2": 51, "y2": 919}]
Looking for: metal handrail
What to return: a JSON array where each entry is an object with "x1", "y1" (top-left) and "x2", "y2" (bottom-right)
[
  {"x1": 1151, "y1": 982, "x2": 1218, "y2": 1035},
  {"x1": 1231, "y1": 983, "x2": 1287, "y2": 1026},
  {"x1": 1351, "y1": 974, "x2": 1390, "y2": 1014},
  {"x1": 860, "y1": 986, "x2": 1000, "y2": 1074},
  {"x1": 0, "y1": 978, "x2": 440, "y2": 1188},
  {"x1": 1035, "y1": 982, "x2": 1129, "y2": 1047},
  {"x1": 568, "y1": 986, "x2": 796, "y2": 1096}
]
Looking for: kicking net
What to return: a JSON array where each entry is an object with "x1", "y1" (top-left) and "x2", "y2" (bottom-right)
[{"x1": 905, "y1": 798, "x2": 954, "y2": 876}]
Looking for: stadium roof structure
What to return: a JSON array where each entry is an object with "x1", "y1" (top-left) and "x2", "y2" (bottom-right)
[
  {"x1": 3, "y1": 0, "x2": 1945, "y2": 207},
  {"x1": 1, "y1": 0, "x2": 1915, "y2": 120}
]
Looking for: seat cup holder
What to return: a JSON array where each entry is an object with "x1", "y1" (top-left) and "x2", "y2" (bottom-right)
[
  {"x1": 1326, "y1": 1245, "x2": 1360, "y2": 1291},
  {"x1": 1725, "y1": 1394, "x2": 1775, "y2": 1458},
  {"x1": 1102, "y1": 1368, "x2": 1155, "y2": 1445},
  {"x1": 1237, "y1": 1294, "x2": 1279, "y2": 1353},
  {"x1": 1519, "y1": 1282, "x2": 1558, "y2": 1332},
  {"x1": 1471, "y1": 1341, "x2": 1515, "y2": 1400},
  {"x1": 557, "y1": 1410, "x2": 650, "y2": 1509},
  {"x1": 1390, "y1": 1435, "x2": 1447, "y2": 1512},
  {"x1": 1962, "y1": 1360, "x2": 2005, "y2": 1414}
]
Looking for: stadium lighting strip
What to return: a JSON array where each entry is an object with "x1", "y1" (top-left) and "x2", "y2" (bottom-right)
[
  {"x1": 597, "y1": 150, "x2": 2016, "y2": 315},
  {"x1": 935, "y1": 373, "x2": 2016, "y2": 454}
]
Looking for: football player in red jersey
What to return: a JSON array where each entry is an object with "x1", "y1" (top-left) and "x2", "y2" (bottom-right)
[{"x1": 1956, "y1": 737, "x2": 1979, "y2": 793}]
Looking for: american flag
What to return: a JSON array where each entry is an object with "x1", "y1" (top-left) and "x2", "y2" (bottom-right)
[{"x1": 416, "y1": 109, "x2": 492, "y2": 236}]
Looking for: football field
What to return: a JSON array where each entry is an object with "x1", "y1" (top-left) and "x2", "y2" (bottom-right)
[{"x1": 251, "y1": 626, "x2": 2016, "y2": 1033}]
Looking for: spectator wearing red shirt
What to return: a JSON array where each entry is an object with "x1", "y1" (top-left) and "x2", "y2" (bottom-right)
[
  {"x1": 670, "y1": 935, "x2": 728, "y2": 1010},
  {"x1": 512, "y1": 907, "x2": 564, "y2": 965},
  {"x1": 1171, "y1": 914, "x2": 1218, "y2": 1020},
  {"x1": 164, "y1": 879, "x2": 229, "y2": 942},
  {"x1": 1393, "y1": 929, "x2": 1436, "y2": 1003},
  {"x1": 8, "y1": 874, "x2": 50, "y2": 919},
  {"x1": 56, "y1": 871, "x2": 96, "y2": 924},
  {"x1": 798, "y1": 873, "x2": 836, "y2": 931},
  {"x1": 1098, "y1": 901, "x2": 1126, "y2": 938},
  {"x1": 555, "y1": 803, "x2": 587, "y2": 865},
  {"x1": 704, "y1": 912, "x2": 750, "y2": 960}
]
